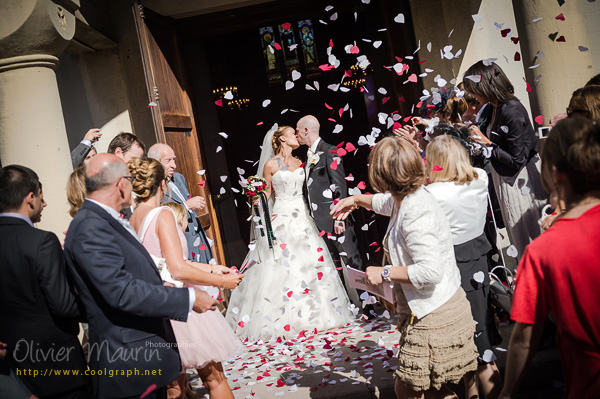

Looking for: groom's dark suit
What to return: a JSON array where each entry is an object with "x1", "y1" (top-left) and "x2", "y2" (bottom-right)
[
  {"x1": 304, "y1": 138, "x2": 364, "y2": 273},
  {"x1": 64, "y1": 200, "x2": 190, "y2": 399},
  {"x1": 0, "y1": 216, "x2": 89, "y2": 398}
]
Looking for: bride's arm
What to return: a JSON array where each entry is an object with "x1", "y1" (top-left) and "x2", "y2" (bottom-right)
[
  {"x1": 261, "y1": 160, "x2": 278, "y2": 201},
  {"x1": 156, "y1": 210, "x2": 243, "y2": 289}
]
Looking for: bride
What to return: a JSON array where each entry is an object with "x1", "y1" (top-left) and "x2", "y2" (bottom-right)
[{"x1": 225, "y1": 125, "x2": 354, "y2": 341}]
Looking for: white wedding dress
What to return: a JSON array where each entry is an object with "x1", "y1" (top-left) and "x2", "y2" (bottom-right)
[{"x1": 225, "y1": 167, "x2": 354, "y2": 341}]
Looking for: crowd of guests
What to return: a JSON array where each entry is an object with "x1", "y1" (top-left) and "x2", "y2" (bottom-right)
[
  {"x1": 331, "y1": 63, "x2": 600, "y2": 399},
  {"x1": 1, "y1": 61, "x2": 599, "y2": 399},
  {"x1": 2, "y1": 132, "x2": 244, "y2": 399}
]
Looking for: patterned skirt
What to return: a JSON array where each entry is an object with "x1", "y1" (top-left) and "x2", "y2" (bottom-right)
[{"x1": 394, "y1": 287, "x2": 478, "y2": 391}]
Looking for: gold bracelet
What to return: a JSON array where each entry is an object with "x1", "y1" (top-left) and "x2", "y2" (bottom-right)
[
  {"x1": 210, "y1": 264, "x2": 213, "y2": 274},
  {"x1": 353, "y1": 196, "x2": 359, "y2": 210}
]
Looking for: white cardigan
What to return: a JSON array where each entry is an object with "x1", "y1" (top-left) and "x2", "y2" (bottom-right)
[
  {"x1": 426, "y1": 168, "x2": 488, "y2": 245},
  {"x1": 372, "y1": 187, "x2": 461, "y2": 319}
]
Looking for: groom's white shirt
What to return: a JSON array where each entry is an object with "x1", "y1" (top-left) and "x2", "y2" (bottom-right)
[{"x1": 305, "y1": 137, "x2": 322, "y2": 215}]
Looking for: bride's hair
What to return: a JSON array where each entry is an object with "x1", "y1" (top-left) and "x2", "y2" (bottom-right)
[
  {"x1": 128, "y1": 157, "x2": 166, "y2": 202},
  {"x1": 271, "y1": 125, "x2": 292, "y2": 155}
]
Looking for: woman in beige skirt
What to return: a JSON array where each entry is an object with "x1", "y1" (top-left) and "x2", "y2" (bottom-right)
[{"x1": 332, "y1": 137, "x2": 478, "y2": 399}]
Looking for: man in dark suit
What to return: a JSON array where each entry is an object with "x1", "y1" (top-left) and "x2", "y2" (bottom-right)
[
  {"x1": 70, "y1": 128, "x2": 102, "y2": 168},
  {"x1": 148, "y1": 143, "x2": 213, "y2": 264},
  {"x1": 0, "y1": 165, "x2": 90, "y2": 399},
  {"x1": 296, "y1": 115, "x2": 362, "y2": 306},
  {"x1": 64, "y1": 154, "x2": 218, "y2": 399}
]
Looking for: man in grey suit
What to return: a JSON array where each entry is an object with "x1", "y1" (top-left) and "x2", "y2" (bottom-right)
[
  {"x1": 148, "y1": 143, "x2": 213, "y2": 264},
  {"x1": 64, "y1": 154, "x2": 217, "y2": 399}
]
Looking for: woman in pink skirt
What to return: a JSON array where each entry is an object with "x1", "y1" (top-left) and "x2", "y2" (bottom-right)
[{"x1": 129, "y1": 157, "x2": 244, "y2": 399}]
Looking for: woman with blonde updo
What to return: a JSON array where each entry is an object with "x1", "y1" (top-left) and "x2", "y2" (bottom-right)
[
  {"x1": 128, "y1": 157, "x2": 243, "y2": 399},
  {"x1": 225, "y1": 125, "x2": 353, "y2": 341}
]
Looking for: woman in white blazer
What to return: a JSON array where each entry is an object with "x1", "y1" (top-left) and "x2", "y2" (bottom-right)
[{"x1": 331, "y1": 137, "x2": 478, "y2": 399}]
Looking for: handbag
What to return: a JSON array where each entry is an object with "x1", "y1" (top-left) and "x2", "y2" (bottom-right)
[
  {"x1": 138, "y1": 207, "x2": 184, "y2": 288},
  {"x1": 488, "y1": 265, "x2": 514, "y2": 313},
  {"x1": 486, "y1": 193, "x2": 514, "y2": 314}
]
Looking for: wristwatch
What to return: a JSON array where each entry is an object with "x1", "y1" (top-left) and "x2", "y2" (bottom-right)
[{"x1": 381, "y1": 265, "x2": 392, "y2": 282}]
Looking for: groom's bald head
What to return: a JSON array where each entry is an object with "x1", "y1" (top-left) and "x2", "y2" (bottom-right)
[{"x1": 296, "y1": 115, "x2": 320, "y2": 146}]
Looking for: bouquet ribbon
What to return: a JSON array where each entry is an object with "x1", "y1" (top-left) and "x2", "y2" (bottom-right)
[{"x1": 258, "y1": 191, "x2": 276, "y2": 249}]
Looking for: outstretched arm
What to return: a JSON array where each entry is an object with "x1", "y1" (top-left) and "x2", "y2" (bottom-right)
[{"x1": 156, "y1": 209, "x2": 243, "y2": 289}]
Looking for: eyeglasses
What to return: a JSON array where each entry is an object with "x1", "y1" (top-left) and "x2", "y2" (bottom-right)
[
  {"x1": 566, "y1": 107, "x2": 589, "y2": 117},
  {"x1": 116, "y1": 176, "x2": 135, "y2": 186}
]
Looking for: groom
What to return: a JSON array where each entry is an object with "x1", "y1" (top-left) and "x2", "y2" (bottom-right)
[{"x1": 296, "y1": 115, "x2": 363, "y2": 306}]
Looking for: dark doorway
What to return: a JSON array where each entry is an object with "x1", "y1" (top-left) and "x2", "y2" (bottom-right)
[{"x1": 178, "y1": 0, "x2": 420, "y2": 267}]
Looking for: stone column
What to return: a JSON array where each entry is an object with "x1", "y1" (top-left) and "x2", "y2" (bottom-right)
[
  {"x1": 0, "y1": 0, "x2": 79, "y2": 237},
  {"x1": 512, "y1": 0, "x2": 594, "y2": 123}
]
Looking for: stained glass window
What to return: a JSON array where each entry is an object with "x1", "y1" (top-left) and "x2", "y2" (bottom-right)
[
  {"x1": 298, "y1": 20, "x2": 318, "y2": 69},
  {"x1": 259, "y1": 26, "x2": 282, "y2": 83},
  {"x1": 278, "y1": 22, "x2": 300, "y2": 78}
]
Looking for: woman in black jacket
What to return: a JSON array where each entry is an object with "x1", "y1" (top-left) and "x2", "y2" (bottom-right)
[{"x1": 462, "y1": 60, "x2": 547, "y2": 260}]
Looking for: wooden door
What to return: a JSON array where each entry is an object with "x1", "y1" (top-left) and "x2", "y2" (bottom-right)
[{"x1": 133, "y1": 2, "x2": 225, "y2": 265}]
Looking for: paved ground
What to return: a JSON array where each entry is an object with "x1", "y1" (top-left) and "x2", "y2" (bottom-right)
[
  {"x1": 190, "y1": 228, "x2": 563, "y2": 398},
  {"x1": 190, "y1": 313, "x2": 563, "y2": 399}
]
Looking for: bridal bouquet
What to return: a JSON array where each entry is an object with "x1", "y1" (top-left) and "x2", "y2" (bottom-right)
[
  {"x1": 242, "y1": 176, "x2": 276, "y2": 249},
  {"x1": 242, "y1": 175, "x2": 268, "y2": 198}
]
